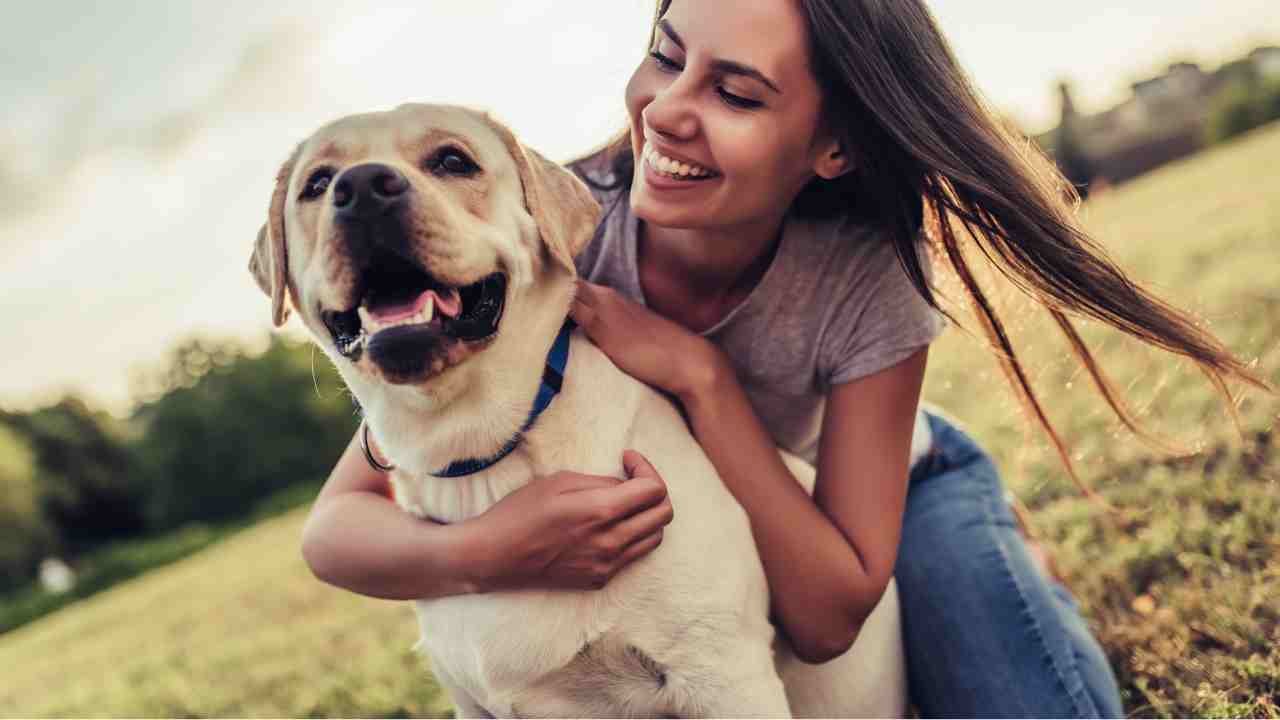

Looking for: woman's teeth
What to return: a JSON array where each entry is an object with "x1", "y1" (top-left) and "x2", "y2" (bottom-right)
[{"x1": 642, "y1": 143, "x2": 716, "y2": 179}]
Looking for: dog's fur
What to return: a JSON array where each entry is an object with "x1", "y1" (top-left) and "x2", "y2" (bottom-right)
[{"x1": 251, "y1": 104, "x2": 906, "y2": 717}]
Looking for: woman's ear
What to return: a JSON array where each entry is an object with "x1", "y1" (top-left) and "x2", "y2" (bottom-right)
[{"x1": 813, "y1": 140, "x2": 852, "y2": 180}]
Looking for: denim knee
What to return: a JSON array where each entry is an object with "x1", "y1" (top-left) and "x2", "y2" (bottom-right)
[{"x1": 895, "y1": 412, "x2": 1123, "y2": 718}]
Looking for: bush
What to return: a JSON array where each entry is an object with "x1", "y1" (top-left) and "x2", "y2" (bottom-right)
[
  {"x1": 130, "y1": 336, "x2": 359, "y2": 530},
  {"x1": 1206, "y1": 77, "x2": 1280, "y2": 144},
  {"x1": 3, "y1": 398, "x2": 147, "y2": 554},
  {"x1": 0, "y1": 424, "x2": 55, "y2": 591}
]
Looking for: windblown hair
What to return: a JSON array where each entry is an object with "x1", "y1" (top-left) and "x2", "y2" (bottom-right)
[{"x1": 576, "y1": 0, "x2": 1268, "y2": 495}]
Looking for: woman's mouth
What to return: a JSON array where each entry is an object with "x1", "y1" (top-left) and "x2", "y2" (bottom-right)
[{"x1": 641, "y1": 142, "x2": 719, "y2": 181}]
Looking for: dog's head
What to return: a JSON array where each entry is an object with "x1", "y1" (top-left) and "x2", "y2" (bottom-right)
[{"x1": 249, "y1": 104, "x2": 599, "y2": 395}]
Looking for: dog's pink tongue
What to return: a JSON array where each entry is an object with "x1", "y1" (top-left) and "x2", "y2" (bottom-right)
[
  {"x1": 435, "y1": 288, "x2": 462, "y2": 318},
  {"x1": 370, "y1": 288, "x2": 463, "y2": 322}
]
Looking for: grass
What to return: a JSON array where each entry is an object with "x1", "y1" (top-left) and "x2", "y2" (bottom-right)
[
  {"x1": 921, "y1": 120, "x2": 1280, "y2": 717},
  {"x1": 0, "y1": 481, "x2": 324, "y2": 636},
  {"x1": 1, "y1": 122, "x2": 1278, "y2": 718}
]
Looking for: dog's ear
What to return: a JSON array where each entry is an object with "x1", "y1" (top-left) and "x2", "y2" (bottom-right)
[
  {"x1": 485, "y1": 117, "x2": 600, "y2": 274},
  {"x1": 249, "y1": 146, "x2": 300, "y2": 326}
]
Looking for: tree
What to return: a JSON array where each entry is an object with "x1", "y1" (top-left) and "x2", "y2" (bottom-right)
[
  {"x1": 0, "y1": 422, "x2": 55, "y2": 591},
  {"x1": 130, "y1": 336, "x2": 359, "y2": 529},
  {"x1": 1206, "y1": 75, "x2": 1280, "y2": 144},
  {"x1": 3, "y1": 398, "x2": 145, "y2": 553}
]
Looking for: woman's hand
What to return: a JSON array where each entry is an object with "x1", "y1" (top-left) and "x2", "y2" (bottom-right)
[
  {"x1": 571, "y1": 280, "x2": 726, "y2": 400},
  {"x1": 468, "y1": 450, "x2": 674, "y2": 592}
]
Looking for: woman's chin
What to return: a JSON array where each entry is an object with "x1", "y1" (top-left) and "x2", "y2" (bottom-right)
[
  {"x1": 630, "y1": 191, "x2": 708, "y2": 229},
  {"x1": 631, "y1": 178, "x2": 720, "y2": 229}
]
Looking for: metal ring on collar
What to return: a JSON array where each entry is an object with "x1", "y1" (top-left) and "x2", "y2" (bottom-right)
[{"x1": 360, "y1": 422, "x2": 396, "y2": 472}]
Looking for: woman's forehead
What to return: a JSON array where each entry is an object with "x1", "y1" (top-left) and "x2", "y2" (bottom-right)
[{"x1": 658, "y1": 0, "x2": 812, "y2": 86}]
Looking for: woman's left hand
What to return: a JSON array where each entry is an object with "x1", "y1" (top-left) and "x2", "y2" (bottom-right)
[{"x1": 571, "y1": 280, "x2": 726, "y2": 401}]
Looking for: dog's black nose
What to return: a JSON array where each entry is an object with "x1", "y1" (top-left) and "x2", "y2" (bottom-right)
[{"x1": 333, "y1": 163, "x2": 409, "y2": 220}]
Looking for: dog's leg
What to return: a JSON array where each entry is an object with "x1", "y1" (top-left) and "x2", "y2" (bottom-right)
[
  {"x1": 776, "y1": 580, "x2": 908, "y2": 718},
  {"x1": 427, "y1": 658, "x2": 492, "y2": 719},
  {"x1": 694, "y1": 666, "x2": 793, "y2": 718},
  {"x1": 443, "y1": 684, "x2": 492, "y2": 719},
  {"x1": 680, "y1": 642, "x2": 792, "y2": 718}
]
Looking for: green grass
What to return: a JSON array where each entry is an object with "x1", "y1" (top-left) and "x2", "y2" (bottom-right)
[
  {"x1": 0, "y1": 481, "x2": 323, "y2": 636},
  {"x1": 922, "y1": 120, "x2": 1280, "y2": 717},
  {"x1": 2, "y1": 122, "x2": 1278, "y2": 718}
]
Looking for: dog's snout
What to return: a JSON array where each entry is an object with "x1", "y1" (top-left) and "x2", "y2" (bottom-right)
[{"x1": 334, "y1": 163, "x2": 409, "y2": 220}]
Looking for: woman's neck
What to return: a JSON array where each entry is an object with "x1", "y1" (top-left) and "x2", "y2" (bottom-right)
[{"x1": 637, "y1": 211, "x2": 787, "y2": 333}]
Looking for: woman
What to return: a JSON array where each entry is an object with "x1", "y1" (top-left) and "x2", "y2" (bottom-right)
[{"x1": 301, "y1": 1, "x2": 1263, "y2": 715}]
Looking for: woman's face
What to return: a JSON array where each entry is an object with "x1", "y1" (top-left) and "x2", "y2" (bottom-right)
[{"x1": 624, "y1": 0, "x2": 844, "y2": 231}]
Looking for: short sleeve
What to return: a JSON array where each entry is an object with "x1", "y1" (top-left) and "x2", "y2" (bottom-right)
[
  {"x1": 820, "y1": 236, "x2": 946, "y2": 387},
  {"x1": 570, "y1": 167, "x2": 623, "y2": 279}
]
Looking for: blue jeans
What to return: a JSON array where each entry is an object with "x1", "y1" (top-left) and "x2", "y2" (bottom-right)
[{"x1": 895, "y1": 411, "x2": 1124, "y2": 718}]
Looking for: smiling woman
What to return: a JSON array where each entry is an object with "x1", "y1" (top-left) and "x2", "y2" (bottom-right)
[{"x1": 561, "y1": 0, "x2": 1264, "y2": 715}]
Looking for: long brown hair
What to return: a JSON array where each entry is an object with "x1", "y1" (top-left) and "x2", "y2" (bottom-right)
[{"x1": 576, "y1": 0, "x2": 1269, "y2": 495}]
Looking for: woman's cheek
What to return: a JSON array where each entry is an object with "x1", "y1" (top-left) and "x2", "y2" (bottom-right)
[{"x1": 624, "y1": 64, "x2": 654, "y2": 130}]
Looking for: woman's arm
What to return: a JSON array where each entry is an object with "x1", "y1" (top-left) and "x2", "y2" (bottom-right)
[
  {"x1": 683, "y1": 349, "x2": 926, "y2": 663},
  {"x1": 573, "y1": 280, "x2": 927, "y2": 663},
  {"x1": 300, "y1": 430, "x2": 480, "y2": 600},
  {"x1": 301, "y1": 430, "x2": 674, "y2": 600}
]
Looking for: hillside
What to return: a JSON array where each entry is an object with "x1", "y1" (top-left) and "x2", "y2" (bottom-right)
[{"x1": 2, "y1": 122, "x2": 1278, "y2": 718}]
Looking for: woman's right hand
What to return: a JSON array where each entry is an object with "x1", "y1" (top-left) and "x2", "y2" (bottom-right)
[{"x1": 469, "y1": 450, "x2": 674, "y2": 592}]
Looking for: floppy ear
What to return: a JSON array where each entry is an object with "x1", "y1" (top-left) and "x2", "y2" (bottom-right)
[
  {"x1": 484, "y1": 116, "x2": 601, "y2": 274},
  {"x1": 249, "y1": 146, "x2": 300, "y2": 326}
]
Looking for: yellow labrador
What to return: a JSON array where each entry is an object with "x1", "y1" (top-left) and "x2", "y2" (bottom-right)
[{"x1": 250, "y1": 103, "x2": 906, "y2": 718}]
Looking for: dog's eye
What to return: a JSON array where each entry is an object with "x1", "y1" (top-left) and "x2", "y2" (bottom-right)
[
  {"x1": 430, "y1": 148, "x2": 480, "y2": 177},
  {"x1": 300, "y1": 168, "x2": 334, "y2": 200}
]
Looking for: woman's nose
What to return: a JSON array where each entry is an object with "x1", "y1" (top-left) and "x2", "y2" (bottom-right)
[{"x1": 643, "y1": 80, "x2": 699, "y2": 142}]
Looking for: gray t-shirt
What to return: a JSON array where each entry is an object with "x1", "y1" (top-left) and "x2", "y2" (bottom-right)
[{"x1": 575, "y1": 184, "x2": 947, "y2": 465}]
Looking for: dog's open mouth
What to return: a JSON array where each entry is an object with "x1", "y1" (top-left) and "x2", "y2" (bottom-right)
[{"x1": 320, "y1": 251, "x2": 507, "y2": 361}]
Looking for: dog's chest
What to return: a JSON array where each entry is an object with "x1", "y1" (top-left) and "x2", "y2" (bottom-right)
[
  {"x1": 415, "y1": 595, "x2": 690, "y2": 717},
  {"x1": 412, "y1": 591, "x2": 673, "y2": 710},
  {"x1": 387, "y1": 456, "x2": 534, "y2": 524}
]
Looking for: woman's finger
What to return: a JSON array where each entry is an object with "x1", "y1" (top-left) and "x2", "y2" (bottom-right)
[
  {"x1": 579, "y1": 473, "x2": 667, "y2": 524},
  {"x1": 613, "y1": 530, "x2": 664, "y2": 570},
  {"x1": 573, "y1": 279, "x2": 601, "y2": 307},
  {"x1": 569, "y1": 298, "x2": 596, "y2": 333},
  {"x1": 545, "y1": 470, "x2": 621, "y2": 495},
  {"x1": 605, "y1": 495, "x2": 674, "y2": 548},
  {"x1": 622, "y1": 449, "x2": 662, "y2": 483}
]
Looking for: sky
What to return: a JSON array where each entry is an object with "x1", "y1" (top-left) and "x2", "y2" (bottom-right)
[{"x1": 2, "y1": 0, "x2": 1278, "y2": 414}]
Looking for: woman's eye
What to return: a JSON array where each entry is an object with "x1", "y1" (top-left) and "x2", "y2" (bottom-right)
[
  {"x1": 717, "y1": 87, "x2": 764, "y2": 110},
  {"x1": 300, "y1": 169, "x2": 333, "y2": 200},
  {"x1": 431, "y1": 148, "x2": 479, "y2": 176},
  {"x1": 649, "y1": 50, "x2": 681, "y2": 72}
]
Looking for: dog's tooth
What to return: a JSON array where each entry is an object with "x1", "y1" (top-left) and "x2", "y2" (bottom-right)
[
  {"x1": 358, "y1": 305, "x2": 378, "y2": 332},
  {"x1": 406, "y1": 296, "x2": 433, "y2": 325}
]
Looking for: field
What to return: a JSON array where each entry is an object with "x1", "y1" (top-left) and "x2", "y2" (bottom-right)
[{"x1": 1, "y1": 123, "x2": 1277, "y2": 718}]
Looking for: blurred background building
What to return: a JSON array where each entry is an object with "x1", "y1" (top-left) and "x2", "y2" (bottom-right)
[{"x1": 1042, "y1": 45, "x2": 1280, "y2": 194}]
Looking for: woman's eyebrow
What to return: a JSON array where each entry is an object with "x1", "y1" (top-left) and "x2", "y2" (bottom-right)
[{"x1": 658, "y1": 19, "x2": 783, "y2": 95}]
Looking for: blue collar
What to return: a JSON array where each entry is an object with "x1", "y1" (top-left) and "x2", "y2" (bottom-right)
[{"x1": 429, "y1": 319, "x2": 574, "y2": 478}]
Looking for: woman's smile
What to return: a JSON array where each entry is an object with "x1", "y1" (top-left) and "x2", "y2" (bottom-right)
[
  {"x1": 641, "y1": 141, "x2": 719, "y2": 179},
  {"x1": 639, "y1": 140, "x2": 721, "y2": 192}
]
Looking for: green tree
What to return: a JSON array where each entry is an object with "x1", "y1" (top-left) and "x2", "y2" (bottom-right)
[
  {"x1": 3, "y1": 398, "x2": 145, "y2": 553},
  {"x1": 131, "y1": 336, "x2": 359, "y2": 529},
  {"x1": 1207, "y1": 76, "x2": 1280, "y2": 144},
  {"x1": 0, "y1": 423, "x2": 55, "y2": 591}
]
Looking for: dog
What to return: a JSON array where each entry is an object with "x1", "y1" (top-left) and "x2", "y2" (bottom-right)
[{"x1": 250, "y1": 103, "x2": 907, "y2": 717}]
